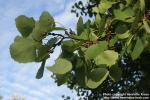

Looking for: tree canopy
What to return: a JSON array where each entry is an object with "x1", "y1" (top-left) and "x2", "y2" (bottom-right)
[{"x1": 10, "y1": 0, "x2": 150, "y2": 99}]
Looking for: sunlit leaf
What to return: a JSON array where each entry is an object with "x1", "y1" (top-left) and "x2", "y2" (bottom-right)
[
  {"x1": 48, "y1": 58, "x2": 72, "y2": 74},
  {"x1": 131, "y1": 38, "x2": 144, "y2": 60},
  {"x1": 114, "y1": 7, "x2": 135, "y2": 22},
  {"x1": 98, "y1": 1, "x2": 114, "y2": 14},
  {"x1": 85, "y1": 41, "x2": 107, "y2": 59},
  {"x1": 140, "y1": 0, "x2": 145, "y2": 11},
  {"x1": 143, "y1": 19, "x2": 150, "y2": 34},
  {"x1": 76, "y1": 29, "x2": 89, "y2": 40},
  {"x1": 117, "y1": 30, "x2": 130, "y2": 39},
  {"x1": 126, "y1": 35, "x2": 134, "y2": 46},
  {"x1": 96, "y1": 14, "x2": 101, "y2": 25},
  {"x1": 89, "y1": 29, "x2": 98, "y2": 41},
  {"x1": 95, "y1": 50, "x2": 118, "y2": 66},
  {"x1": 109, "y1": 36, "x2": 117, "y2": 47},
  {"x1": 92, "y1": 7, "x2": 99, "y2": 13}
]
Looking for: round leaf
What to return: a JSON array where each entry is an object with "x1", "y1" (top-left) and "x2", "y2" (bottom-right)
[
  {"x1": 31, "y1": 11, "x2": 55, "y2": 41},
  {"x1": 90, "y1": 67, "x2": 108, "y2": 82},
  {"x1": 86, "y1": 68, "x2": 109, "y2": 89},
  {"x1": 55, "y1": 74, "x2": 68, "y2": 86},
  {"x1": 15, "y1": 15, "x2": 35, "y2": 37},
  {"x1": 95, "y1": 50, "x2": 118, "y2": 66},
  {"x1": 10, "y1": 36, "x2": 40, "y2": 63},
  {"x1": 39, "y1": 11, "x2": 55, "y2": 28},
  {"x1": 48, "y1": 58, "x2": 72, "y2": 74},
  {"x1": 85, "y1": 41, "x2": 107, "y2": 59}
]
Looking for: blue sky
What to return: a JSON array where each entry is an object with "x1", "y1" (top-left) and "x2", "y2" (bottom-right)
[{"x1": 0, "y1": 0, "x2": 80, "y2": 99}]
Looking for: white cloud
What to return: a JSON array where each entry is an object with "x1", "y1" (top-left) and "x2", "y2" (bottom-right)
[{"x1": 55, "y1": 1, "x2": 78, "y2": 30}]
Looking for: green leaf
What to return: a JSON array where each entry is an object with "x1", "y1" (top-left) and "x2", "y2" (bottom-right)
[
  {"x1": 114, "y1": 7, "x2": 135, "y2": 22},
  {"x1": 61, "y1": 40, "x2": 77, "y2": 53},
  {"x1": 98, "y1": 1, "x2": 114, "y2": 14},
  {"x1": 109, "y1": 65, "x2": 122, "y2": 82},
  {"x1": 117, "y1": 30, "x2": 130, "y2": 39},
  {"x1": 85, "y1": 20, "x2": 91, "y2": 34},
  {"x1": 36, "y1": 59, "x2": 46, "y2": 79},
  {"x1": 30, "y1": 22, "x2": 46, "y2": 41},
  {"x1": 85, "y1": 41, "x2": 107, "y2": 59},
  {"x1": 95, "y1": 14, "x2": 101, "y2": 25},
  {"x1": 99, "y1": 15, "x2": 106, "y2": 33},
  {"x1": 89, "y1": 29, "x2": 98, "y2": 41},
  {"x1": 86, "y1": 68, "x2": 109, "y2": 89},
  {"x1": 36, "y1": 45, "x2": 49, "y2": 61},
  {"x1": 39, "y1": 11, "x2": 55, "y2": 28},
  {"x1": 77, "y1": 16, "x2": 84, "y2": 35},
  {"x1": 35, "y1": 38, "x2": 57, "y2": 61},
  {"x1": 53, "y1": 27, "x2": 66, "y2": 31},
  {"x1": 95, "y1": 50, "x2": 118, "y2": 66},
  {"x1": 140, "y1": 0, "x2": 145, "y2": 11},
  {"x1": 131, "y1": 38, "x2": 144, "y2": 60},
  {"x1": 31, "y1": 11, "x2": 55, "y2": 41},
  {"x1": 126, "y1": 0, "x2": 133, "y2": 6},
  {"x1": 143, "y1": 19, "x2": 150, "y2": 34},
  {"x1": 48, "y1": 58, "x2": 72, "y2": 74},
  {"x1": 55, "y1": 74, "x2": 68, "y2": 86},
  {"x1": 15, "y1": 15, "x2": 35, "y2": 37},
  {"x1": 109, "y1": 36, "x2": 117, "y2": 47},
  {"x1": 75, "y1": 65, "x2": 87, "y2": 87},
  {"x1": 126, "y1": 35, "x2": 134, "y2": 46},
  {"x1": 89, "y1": 67, "x2": 108, "y2": 82},
  {"x1": 10, "y1": 36, "x2": 40, "y2": 63},
  {"x1": 75, "y1": 29, "x2": 89, "y2": 40},
  {"x1": 47, "y1": 37, "x2": 58, "y2": 47},
  {"x1": 75, "y1": 58, "x2": 84, "y2": 69},
  {"x1": 115, "y1": 24, "x2": 128, "y2": 34},
  {"x1": 92, "y1": 7, "x2": 99, "y2": 13},
  {"x1": 75, "y1": 28, "x2": 98, "y2": 41}
]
